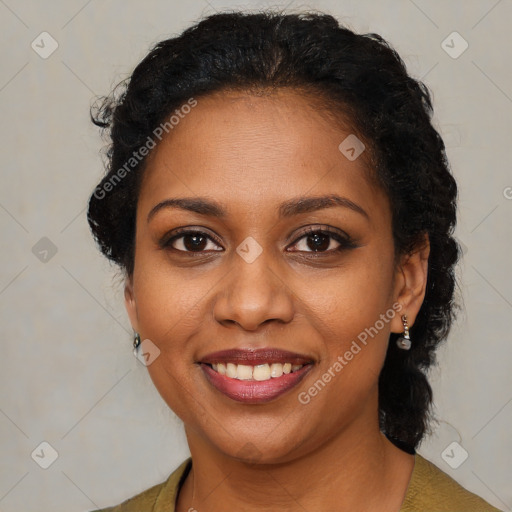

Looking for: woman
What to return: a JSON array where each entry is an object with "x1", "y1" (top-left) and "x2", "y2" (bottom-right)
[{"x1": 87, "y1": 10, "x2": 502, "y2": 512}]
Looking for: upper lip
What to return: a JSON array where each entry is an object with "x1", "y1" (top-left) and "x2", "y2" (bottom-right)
[{"x1": 199, "y1": 348, "x2": 314, "y2": 366}]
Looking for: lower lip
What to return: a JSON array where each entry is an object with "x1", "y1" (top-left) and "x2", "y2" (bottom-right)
[{"x1": 200, "y1": 363, "x2": 313, "y2": 404}]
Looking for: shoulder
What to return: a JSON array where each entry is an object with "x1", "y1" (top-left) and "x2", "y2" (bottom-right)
[
  {"x1": 400, "y1": 453, "x2": 503, "y2": 512},
  {"x1": 89, "y1": 458, "x2": 192, "y2": 512}
]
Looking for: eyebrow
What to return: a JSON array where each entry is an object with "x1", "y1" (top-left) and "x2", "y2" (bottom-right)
[{"x1": 147, "y1": 194, "x2": 369, "y2": 223}]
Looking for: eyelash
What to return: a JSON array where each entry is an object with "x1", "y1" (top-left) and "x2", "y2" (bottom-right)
[{"x1": 160, "y1": 226, "x2": 358, "y2": 255}]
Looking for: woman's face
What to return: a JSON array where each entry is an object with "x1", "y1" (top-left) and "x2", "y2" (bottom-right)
[{"x1": 125, "y1": 89, "x2": 427, "y2": 463}]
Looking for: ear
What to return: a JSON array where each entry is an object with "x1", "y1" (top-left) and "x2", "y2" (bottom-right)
[
  {"x1": 391, "y1": 233, "x2": 430, "y2": 333},
  {"x1": 124, "y1": 274, "x2": 139, "y2": 332}
]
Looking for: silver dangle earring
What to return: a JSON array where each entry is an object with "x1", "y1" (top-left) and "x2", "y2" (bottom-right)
[
  {"x1": 133, "y1": 332, "x2": 141, "y2": 356},
  {"x1": 396, "y1": 314, "x2": 412, "y2": 350}
]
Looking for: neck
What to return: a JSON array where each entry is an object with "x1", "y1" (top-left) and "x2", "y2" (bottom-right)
[{"x1": 176, "y1": 411, "x2": 415, "y2": 512}]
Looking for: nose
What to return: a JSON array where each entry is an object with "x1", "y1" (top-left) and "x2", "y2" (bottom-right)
[{"x1": 213, "y1": 251, "x2": 295, "y2": 331}]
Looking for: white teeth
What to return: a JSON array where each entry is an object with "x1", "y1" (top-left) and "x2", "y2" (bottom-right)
[
  {"x1": 253, "y1": 364, "x2": 271, "y2": 381},
  {"x1": 236, "y1": 364, "x2": 253, "y2": 380},
  {"x1": 210, "y1": 362, "x2": 305, "y2": 381},
  {"x1": 270, "y1": 363, "x2": 283, "y2": 378},
  {"x1": 226, "y1": 363, "x2": 237, "y2": 378}
]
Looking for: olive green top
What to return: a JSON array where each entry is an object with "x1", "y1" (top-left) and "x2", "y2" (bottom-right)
[{"x1": 92, "y1": 454, "x2": 502, "y2": 511}]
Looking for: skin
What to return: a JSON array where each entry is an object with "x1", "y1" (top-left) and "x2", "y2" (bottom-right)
[{"x1": 124, "y1": 88, "x2": 430, "y2": 512}]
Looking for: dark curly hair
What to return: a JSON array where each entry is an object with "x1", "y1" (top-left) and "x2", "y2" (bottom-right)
[{"x1": 87, "y1": 10, "x2": 461, "y2": 451}]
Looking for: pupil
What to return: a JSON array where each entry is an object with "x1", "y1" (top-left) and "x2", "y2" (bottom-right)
[
  {"x1": 184, "y1": 234, "x2": 207, "y2": 251},
  {"x1": 308, "y1": 233, "x2": 329, "y2": 252}
]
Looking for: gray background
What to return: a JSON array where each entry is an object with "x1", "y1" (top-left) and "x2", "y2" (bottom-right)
[{"x1": 0, "y1": 0, "x2": 510, "y2": 510}]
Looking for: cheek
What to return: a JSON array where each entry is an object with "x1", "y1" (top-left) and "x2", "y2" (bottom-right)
[
  {"x1": 298, "y1": 250, "x2": 395, "y2": 342},
  {"x1": 133, "y1": 234, "x2": 395, "y2": 356},
  {"x1": 132, "y1": 258, "x2": 210, "y2": 422},
  {"x1": 294, "y1": 250, "x2": 395, "y2": 400},
  {"x1": 132, "y1": 252, "x2": 211, "y2": 344}
]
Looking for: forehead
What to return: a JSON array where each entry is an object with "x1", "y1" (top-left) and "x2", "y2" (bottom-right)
[{"x1": 139, "y1": 89, "x2": 389, "y2": 225}]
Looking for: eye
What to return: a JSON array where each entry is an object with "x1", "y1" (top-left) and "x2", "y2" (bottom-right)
[
  {"x1": 287, "y1": 226, "x2": 357, "y2": 253},
  {"x1": 161, "y1": 226, "x2": 358, "y2": 255},
  {"x1": 161, "y1": 228, "x2": 223, "y2": 253}
]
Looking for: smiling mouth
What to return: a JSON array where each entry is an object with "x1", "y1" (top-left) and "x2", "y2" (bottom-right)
[
  {"x1": 198, "y1": 347, "x2": 315, "y2": 403},
  {"x1": 201, "y1": 362, "x2": 313, "y2": 404},
  {"x1": 207, "y1": 362, "x2": 307, "y2": 381}
]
